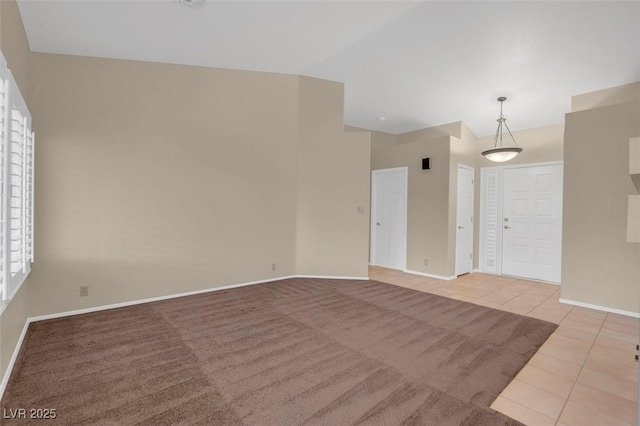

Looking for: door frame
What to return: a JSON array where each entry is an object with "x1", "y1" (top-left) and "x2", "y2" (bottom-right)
[
  {"x1": 370, "y1": 167, "x2": 408, "y2": 270},
  {"x1": 479, "y1": 161, "x2": 563, "y2": 281},
  {"x1": 455, "y1": 164, "x2": 475, "y2": 276}
]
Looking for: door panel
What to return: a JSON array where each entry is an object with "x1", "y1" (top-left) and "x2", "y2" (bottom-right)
[
  {"x1": 502, "y1": 164, "x2": 563, "y2": 282},
  {"x1": 455, "y1": 165, "x2": 474, "y2": 276},
  {"x1": 371, "y1": 168, "x2": 407, "y2": 270}
]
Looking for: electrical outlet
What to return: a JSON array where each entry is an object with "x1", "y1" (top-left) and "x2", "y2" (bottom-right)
[
  {"x1": 79, "y1": 286, "x2": 89, "y2": 297},
  {"x1": 271, "y1": 263, "x2": 277, "y2": 271},
  {"x1": 423, "y1": 259, "x2": 429, "y2": 266}
]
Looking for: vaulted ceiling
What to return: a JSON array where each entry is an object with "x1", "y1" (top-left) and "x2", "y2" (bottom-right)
[{"x1": 16, "y1": 0, "x2": 640, "y2": 136}]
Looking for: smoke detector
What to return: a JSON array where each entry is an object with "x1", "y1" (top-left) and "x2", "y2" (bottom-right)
[{"x1": 176, "y1": 0, "x2": 205, "y2": 7}]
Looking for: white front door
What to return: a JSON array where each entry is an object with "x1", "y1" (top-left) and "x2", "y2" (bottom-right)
[
  {"x1": 371, "y1": 167, "x2": 407, "y2": 270},
  {"x1": 501, "y1": 164, "x2": 563, "y2": 282},
  {"x1": 455, "y1": 165, "x2": 474, "y2": 276}
]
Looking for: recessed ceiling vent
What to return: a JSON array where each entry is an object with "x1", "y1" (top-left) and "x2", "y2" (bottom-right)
[{"x1": 176, "y1": 0, "x2": 206, "y2": 8}]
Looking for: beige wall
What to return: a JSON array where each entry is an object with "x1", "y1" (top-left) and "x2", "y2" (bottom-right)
[
  {"x1": 27, "y1": 53, "x2": 301, "y2": 317},
  {"x1": 405, "y1": 137, "x2": 452, "y2": 276},
  {"x1": 345, "y1": 126, "x2": 398, "y2": 152},
  {"x1": 572, "y1": 82, "x2": 640, "y2": 112},
  {"x1": 399, "y1": 121, "x2": 462, "y2": 142},
  {"x1": 0, "y1": 0, "x2": 31, "y2": 389},
  {"x1": 562, "y1": 98, "x2": 640, "y2": 313},
  {"x1": 369, "y1": 130, "x2": 398, "y2": 151},
  {"x1": 0, "y1": 0, "x2": 29, "y2": 93},
  {"x1": 296, "y1": 77, "x2": 371, "y2": 277},
  {"x1": 371, "y1": 125, "x2": 456, "y2": 277},
  {"x1": 25, "y1": 54, "x2": 371, "y2": 320},
  {"x1": 0, "y1": 283, "x2": 29, "y2": 380}
]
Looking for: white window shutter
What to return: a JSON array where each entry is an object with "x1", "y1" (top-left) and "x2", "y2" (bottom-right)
[
  {"x1": 2, "y1": 69, "x2": 33, "y2": 301},
  {"x1": 26, "y1": 130, "x2": 34, "y2": 264},
  {"x1": 0, "y1": 73, "x2": 7, "y2": 300},
  {"x1": 9, "y1": 109, "x2": 25, "y2": 275}
]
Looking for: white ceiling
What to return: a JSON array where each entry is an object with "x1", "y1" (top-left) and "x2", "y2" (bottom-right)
[{"x1": 16, "y1": 0, "x2": 640, "y2": 136}]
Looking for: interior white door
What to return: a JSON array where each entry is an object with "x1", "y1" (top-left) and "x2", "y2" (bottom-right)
[
  {"x1": 502, "y1": 164, "x2": 563, "y2": 282},
  {"x1": 371, "y1": 167, "x2": 407, "y2": 270},
  {"x1": 455, "y1": 165, "x2": 474, "y2": 276}
]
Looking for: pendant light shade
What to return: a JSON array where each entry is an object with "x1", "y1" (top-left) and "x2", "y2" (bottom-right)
[
  {"x1": 481, "y1": 97, "x2": 522, "y2": 162},
  {"x1": 482, "y1": 147, "x2": 522, "y2": 162}
]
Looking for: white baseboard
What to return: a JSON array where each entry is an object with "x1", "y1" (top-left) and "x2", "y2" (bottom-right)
[
  {"x1": 28, "y1": 275, "x2": 298, "y2": 323},
  {"x1": 559, "y1": 298, "x2": 640, "y2": 318},
  {"x1": 403, "y1": 269, "x2": 456, "y2": 281},
  {"x1": 296, "y1": 275, "x2": 369, "y2": 280},
  {"x1": 28, "y1": 274, "x2": 369, "y2": 323},
  {"x1": 476, "y1": 270, "x2": 561, "y2": 286},
  {"x1": 0, "y1": 273, "x2": 373, "y2": 400},
  {"x1": 0, "y1": 319, "x2": 30, "y2": 401}
]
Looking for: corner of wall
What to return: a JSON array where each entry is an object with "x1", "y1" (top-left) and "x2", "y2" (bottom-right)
[
  {"x1": 0, "y1": 0, "x2": 30, "y2": 92},
  {"x1": 398, "y1": 121, "x2": 462, "y2": 144},
  {"x1": 404, "y1": 135, "x2": 452, "y2": 277},
  {"x1": 562, "y1": 87, "x2": 640, "y2": 314},
  {"x1": 0, "y1": 0, "x2": 3, "y2": 47},
  {"x1": 571, "y1": 81, "x2": 640, "y2": 112},
  {"x1": 0, "y1": 277, "x2": 30, "y2": 398},
  {"x1": 295, "y1": 76, "x2": 371, "y2": 278}
]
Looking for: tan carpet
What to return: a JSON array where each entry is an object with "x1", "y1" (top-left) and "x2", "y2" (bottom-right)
[{"x1": 1, "y1": 278, "x2": 557, "y2": 425}]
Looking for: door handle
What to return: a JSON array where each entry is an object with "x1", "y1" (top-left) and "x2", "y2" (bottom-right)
[
  {"x1": 458, "y1": 226, "x2": 464, "y2": 229},
  {"x1": 504, "y1": 225, "x2": 511, "y2": 229},
  {"x1": 376, "y1": 222, "x2": 382, "y2": 226}
]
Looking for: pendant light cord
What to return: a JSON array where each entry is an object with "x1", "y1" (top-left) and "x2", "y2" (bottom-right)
[{"x1": 493, "y1": 98, "x2": 519, "y2": 148}]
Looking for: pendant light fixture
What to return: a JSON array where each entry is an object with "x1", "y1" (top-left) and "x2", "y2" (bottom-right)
[{"x1": 481, "y1": 96, "x2": 522, "y2": 162}]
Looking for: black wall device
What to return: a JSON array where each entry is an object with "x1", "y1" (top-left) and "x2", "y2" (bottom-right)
[{"x1": 422, "y1": 158, "x2": 430, "y2": 170}]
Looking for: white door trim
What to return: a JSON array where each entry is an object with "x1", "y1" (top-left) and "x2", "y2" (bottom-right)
[
  {"x1": 370, "y1": 167, "x2": 408, "y2": 270},
  {"x1": 479, "y1": 161, "x2": 564, "y2": 281}
]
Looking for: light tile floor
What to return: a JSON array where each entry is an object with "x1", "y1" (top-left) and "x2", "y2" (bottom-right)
[{"x1": 368, "y1": 266, "x2": 639, "y2": 426}]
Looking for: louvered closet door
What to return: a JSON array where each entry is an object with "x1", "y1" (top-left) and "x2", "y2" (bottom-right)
[{"x1": 480, "y1": 169, "x2": 501, "y2": 274}]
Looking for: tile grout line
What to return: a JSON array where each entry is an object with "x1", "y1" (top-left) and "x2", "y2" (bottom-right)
[
  {"x1": 517, "y1": 289, "x2": 563, "y2": 318},
  {"x1": 481, "y1": 284, "x2": 540, "y2": 313},
  {"x1": 537, "y1": 290, "x2": 574, "y2": 324},
  {"x1": 494, "y1": 388, "x2": 557, "y2": 424},
  {"x1": 552, "y1": 312, "x2": 609, "y2": 425}
]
